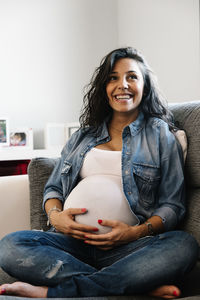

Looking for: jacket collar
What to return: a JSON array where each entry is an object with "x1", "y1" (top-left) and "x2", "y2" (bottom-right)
[
  {"x1": 96, "y1": 121, "x2": 110, "y2": 142},
  {"x1": 129, "y1": 111, "x2": 145, "y2": 136},
  {"x1": 96, "y1": 111, "x2": 145, "y2": 142}
]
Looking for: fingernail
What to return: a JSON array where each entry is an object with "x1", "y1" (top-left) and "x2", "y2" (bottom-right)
[
  {"x1": 81, "y1": 208, "x2": 87, "y2": 213},
  {"x1": 84, "y1": 235, "x2": 89, "y2": 238},
  {"x1": 98, "y1": 219, "x2": 102, "y2": 224},
  {"x1": 93, "y1": 228, "x2": 99, "y2": 232},
  {"x1": 173, "y1": 291, "x2": 178, "y2": 297},
  {"x1": 0, "y1": 288, "x2": 6, "y2": 295}
]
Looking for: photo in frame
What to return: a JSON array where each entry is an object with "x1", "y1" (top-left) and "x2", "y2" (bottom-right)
[
  {"x1": 9, "y1": 128, "x2": 33, "y2": 149},
  {"x1": 0, "y1": 118, "x2": 9, "y2": 146}
]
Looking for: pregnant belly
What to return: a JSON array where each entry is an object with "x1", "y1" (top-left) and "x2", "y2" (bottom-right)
[{"x1": 64, "y1": 175, "x2": 139, "y2": 234}]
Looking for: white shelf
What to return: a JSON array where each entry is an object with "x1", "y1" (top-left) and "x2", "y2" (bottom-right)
[{"x1": 0, "y1": 148, "x2": 61, "y2": 161}]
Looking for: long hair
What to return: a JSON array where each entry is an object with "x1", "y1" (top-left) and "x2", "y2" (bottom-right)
[{"x1": 79, "y1": 47, "x2": 176, "y2": 131}]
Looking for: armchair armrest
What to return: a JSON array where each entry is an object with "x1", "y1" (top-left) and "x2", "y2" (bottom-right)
[
  {"x1": 0, "y1": 175, "x2": 30, "y2": 239},
  {"x1": 28, "y1": 157, "x2": 59, "y2": 231}
]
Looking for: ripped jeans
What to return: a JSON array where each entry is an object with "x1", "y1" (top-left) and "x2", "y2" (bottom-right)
[{"x1": 0, "y1": 230, "x2": 198, "y2": 297}]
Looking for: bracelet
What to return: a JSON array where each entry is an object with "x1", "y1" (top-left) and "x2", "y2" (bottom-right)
[
  {"x1": 47, "y1": 206, "x2": 61, "y2": 227},
  {"x1": 144, "y1": 221, "x2": 155, "y2": 236}
]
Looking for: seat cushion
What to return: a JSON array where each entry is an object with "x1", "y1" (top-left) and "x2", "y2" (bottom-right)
[
  {"x1": 181, "y1": 260, "x2": 200, "y2": 297},
  {"x1": 178, "y1": 188, "x2": 200, "y2": 246},
  {"x1": 0, "y1": 267, "x2": 16, "y2": 284}
]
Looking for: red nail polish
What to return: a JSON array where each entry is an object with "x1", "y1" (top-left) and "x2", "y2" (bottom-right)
[
  {"x1": 81, "y1": 208, "x2": 87, "y2": 213},
  {"x1": 93, "y1": 228, "x2": 99, "y2": 232},
  {"x1": 1, "y1": 288, "x2": 6, "y2": 295},
  {"x1": 173, "y1": 290, "x2": 178, "y2": 297},
  {"x1": 98, "y1": 219, "x2": 102, "y2": 224}
]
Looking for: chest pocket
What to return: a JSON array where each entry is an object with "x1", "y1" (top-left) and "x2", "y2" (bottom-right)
[{"x1": 133, "y1": 164, "x2": 160, "y2": 209}]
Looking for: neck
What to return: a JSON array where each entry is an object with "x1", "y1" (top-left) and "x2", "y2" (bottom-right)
[{"x1": 109, "y1": 111, "x2": 139, "y2": 132}]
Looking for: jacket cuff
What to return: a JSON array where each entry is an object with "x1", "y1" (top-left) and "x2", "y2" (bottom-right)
[
  {"x1": 152, "y1": 206, "x2": 177, "y2": 231},
  {"x1": 43, "y1": 191, "x2": 64, "y2": 212}
]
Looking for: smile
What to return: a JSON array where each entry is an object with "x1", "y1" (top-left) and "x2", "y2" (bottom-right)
[{"x1": 114, "y1": 94, "x2": 133, "y2": 101}]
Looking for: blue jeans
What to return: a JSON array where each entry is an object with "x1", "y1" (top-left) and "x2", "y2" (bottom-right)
[{"x1": 0, "y1": 230, "x2": 198, "y2": 297}]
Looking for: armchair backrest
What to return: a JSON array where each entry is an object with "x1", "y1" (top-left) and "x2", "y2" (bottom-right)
[{"x1": 169, "y1": 101, "x2": 200, "y2": 245}]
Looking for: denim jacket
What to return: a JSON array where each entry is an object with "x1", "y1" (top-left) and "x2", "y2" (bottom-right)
[{"x1": 43, "y1": 112, "x2": 185, "y2": 231}]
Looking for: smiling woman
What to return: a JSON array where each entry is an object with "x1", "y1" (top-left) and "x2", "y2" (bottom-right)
[{"x1": 0, "y1": 47, "x2": 198, "y2": 299}]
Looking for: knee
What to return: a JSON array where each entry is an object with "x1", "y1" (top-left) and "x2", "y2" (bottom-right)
[
  {"x1": 1, "y1": 231, "x2": 23, "y2": 246},
  {"x1": 177, "y1": 231, "x2": 198, "y2": 255},
  {"x1": 168, "y1": 231, "x2": 199, "y2": 271},
  {"x1": 182, "y1": 232, "x2": 199, "y2": 264},
  {"x1": 0, "y1": 231, "x2": 18, "y2": 249},
  {"x1": 0, "y1": 231, "x2": 27, "y2": 266}
]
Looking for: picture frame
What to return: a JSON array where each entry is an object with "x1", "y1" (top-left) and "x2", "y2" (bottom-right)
[
  {"x1": 65, "y1": 122, "x2": 80, "y2": 139},
  {"x1": 9, "y1": 128, "x2": 33, "y2": 149},
  {"x1": 0, "y1": 118, "x2": 9, "y2": 146},
  {"x1": 45, "y1": 123, "x2": 67, "y2": 150},
  {"x1": 45, "y1": 122, "x2": 80, "y2": 150}
]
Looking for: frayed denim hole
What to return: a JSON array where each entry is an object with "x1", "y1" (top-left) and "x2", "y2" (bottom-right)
[{"x1": 45, "y1": 260, "x2": 63, "y2": 279}]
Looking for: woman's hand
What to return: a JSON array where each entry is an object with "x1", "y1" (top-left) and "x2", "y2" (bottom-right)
[
  {"x1": 50, "y1": 208, "x2": 99, "y2": 240},
  {"x1": 83, "y1": 219, "x2": 146, "y2": 250}
]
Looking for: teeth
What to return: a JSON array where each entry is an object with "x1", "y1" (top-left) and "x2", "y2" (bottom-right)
[{"x1": 115, "y1": 95, "x2": 132, "y2": 99}]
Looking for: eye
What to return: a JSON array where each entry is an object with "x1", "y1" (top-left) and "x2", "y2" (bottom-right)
[
  {"x1": 108, "y1": 75, "x2": 118, "y2": 82},
  {"x1": 127, "y1": 74, "x2": 137, "y2": 80}
]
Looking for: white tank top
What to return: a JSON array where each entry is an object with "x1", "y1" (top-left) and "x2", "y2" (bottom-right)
[{"x1": 64, "y1": 148, "x2": 139, "y2": 234}]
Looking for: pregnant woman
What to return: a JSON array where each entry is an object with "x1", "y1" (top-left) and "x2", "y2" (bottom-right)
[{"x1": 0, "y1": 47, "x2": 198, "y2": 298}]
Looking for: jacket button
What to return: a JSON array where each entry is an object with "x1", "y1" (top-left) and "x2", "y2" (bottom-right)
[{"x1": 128, "y1": 191, "x2": 132, "y2": 195}]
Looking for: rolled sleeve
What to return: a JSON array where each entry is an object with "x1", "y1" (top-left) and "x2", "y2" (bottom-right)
[
  {"x1": 43, "y1": 191, "x2": 64, "y2": 212},
  {"x1": 153, "y1": 206, "x2": 178, "y2": 231},
  {"x1": 42, "y1": 157, "x2": 64, "y2": 212}
]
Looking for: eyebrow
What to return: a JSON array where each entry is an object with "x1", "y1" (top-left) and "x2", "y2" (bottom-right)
[{"x1": 110, "y1": 70, "x2": 138, "y2": 74}]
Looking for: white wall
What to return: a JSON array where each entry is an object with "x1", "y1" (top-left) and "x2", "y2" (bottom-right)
[
  {"x1": 117, "y1": 0, "x2": 200, "y2": 102},
  {"x1": 0, "y1": 0, "x2": 199, "y2": 148},
  {"x1": 0, "y1": 0, "x2": 118, "y2": 148}
]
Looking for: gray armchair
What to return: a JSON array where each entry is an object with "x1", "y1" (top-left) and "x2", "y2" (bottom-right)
[{"x1": 0, "y1": 101, "x2": 200, "y2": 300}]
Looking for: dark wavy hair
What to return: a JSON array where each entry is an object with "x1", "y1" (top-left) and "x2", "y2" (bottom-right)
[{"x1": 79, "y1": 47, "x2": 176, "y2": 131}]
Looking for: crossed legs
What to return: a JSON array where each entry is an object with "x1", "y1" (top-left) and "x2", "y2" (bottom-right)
[{"x1": 0, "y1": 230, "x2": 198, "y2": 298}]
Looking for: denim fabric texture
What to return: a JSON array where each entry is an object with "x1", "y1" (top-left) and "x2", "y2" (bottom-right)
[
  {"x1": 0, "y1": 230, "x2": 198, "y2": 297},
  {"x1": 43, "y1": 112, "x2": 185, "y2": 231}
]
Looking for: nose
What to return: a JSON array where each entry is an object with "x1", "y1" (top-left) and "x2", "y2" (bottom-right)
[{"x1": 118, "y1": 77, "x2": 128, "y2": 90}]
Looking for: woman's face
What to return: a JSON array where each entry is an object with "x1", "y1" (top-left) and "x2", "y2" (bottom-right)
[{"x1": 106, "y1": 58, "x2": 144, "y2": 118}]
